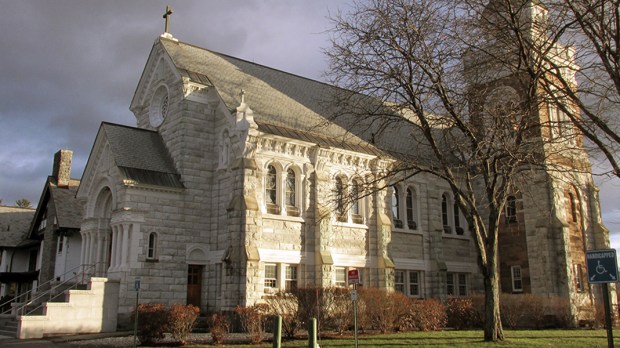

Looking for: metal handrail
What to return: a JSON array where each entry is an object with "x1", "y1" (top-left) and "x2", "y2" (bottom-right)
[{"x1": 0, "y1": 264, "x2": 95, "y2": 316}]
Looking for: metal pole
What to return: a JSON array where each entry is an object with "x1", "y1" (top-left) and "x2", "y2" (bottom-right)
[
  {"x1": 603, "y1": 283, "x2": 614, "y2": 348},
  {"x1": 272, "y1": 315, "x2": 282, "y2": 348},
  {"x1": 133, "y1": 289, "x2": 139, "y2": 348},
  {"x1": 308, "y1": 317, "x2": 317, "y2": 348},
  {"x1": 353, "y1": 283, "x2": 358, "y2": 348}
]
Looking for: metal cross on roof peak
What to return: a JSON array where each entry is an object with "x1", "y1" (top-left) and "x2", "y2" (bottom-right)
[{"x1": 163, "y1": 5, "x2": 173, "y2": 33}]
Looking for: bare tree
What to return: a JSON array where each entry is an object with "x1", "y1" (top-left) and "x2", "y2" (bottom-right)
[
  {"x1": 324, "y1": 0, "x2": 588, "y2": 341},
  {"x1": 15, "y1": 199, "x2": 31, "y2": 208}
]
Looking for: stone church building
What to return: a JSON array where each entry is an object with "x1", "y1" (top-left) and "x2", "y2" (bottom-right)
[{"x1": 74, "y1": 5, "x2": 610, "y2": 326}]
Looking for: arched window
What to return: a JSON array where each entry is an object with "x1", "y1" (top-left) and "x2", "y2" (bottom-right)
[
  {"x1": 505, "y1": 195, "x2": 517, "y2": 224},
  {"x1": 392, "y1": 187, "x2": 402, "y2": 228},
  {"x1": 453, "y1": 200, "x2": 462, "y2": 234},
  {"x1": 285, "y1": 169, "x2": 296, "y2": 206},
  {"x1": 285, "y1": 168, "x2": 299, "y2": 216},
  {"x1": 351, "y1": 180, "x2": 364, "y2": 224},
  {"x1": 442, "y1": 194, "x2": 451, "y2": 233},
  {"x1": 266, "y1": 165, "x2": 279, "y2": 214},
  {"x1": 147, "y1": 232, "x2": 158, "y2": 260},
  {"x1": 569, "y1": 192, "x2": 579, "y2": 223},
  {"x1": 336, "y1": 176, "x2": 347, "y2": 222},
  {"x1": 406, "y1": 188, "x2": 417, "y2": 230}
]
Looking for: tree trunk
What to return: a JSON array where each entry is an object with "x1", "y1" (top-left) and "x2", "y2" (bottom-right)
[{"x1": 483, "y1": 269, "x2": 504, "y2": 341}]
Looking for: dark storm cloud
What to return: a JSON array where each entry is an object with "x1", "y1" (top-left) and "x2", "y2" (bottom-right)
[{"x1": 0, "y1": 0, "x2": 335, "y2": 207}]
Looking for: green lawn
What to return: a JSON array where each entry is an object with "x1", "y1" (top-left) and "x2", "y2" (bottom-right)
[{"x1": 188, "y1": 329, "x2": 616, "y2": 348}]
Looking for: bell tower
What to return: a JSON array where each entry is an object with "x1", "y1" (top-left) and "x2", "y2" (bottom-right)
[{"x1": 465, "y1": 0, "x2": 610, "y2": 324}]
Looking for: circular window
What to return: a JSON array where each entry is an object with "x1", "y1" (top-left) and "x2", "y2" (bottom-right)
[{"x1": 149, "y1": 85, "x2": 169, "y2": 128}]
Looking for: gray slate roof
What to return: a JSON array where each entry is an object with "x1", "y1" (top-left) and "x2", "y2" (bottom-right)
[
  {"x1": 50, "y1": 178, "x2": 83, "y2": 229},
  {"x1": 0, "y1": 206, "x2": 35, "y2": 248},
  {"x1": 160, "y1": 38, "x2": 392, "y2": 156},
  {"x1": 101, "y1": 123, "x2": 183, "y2": 188}
]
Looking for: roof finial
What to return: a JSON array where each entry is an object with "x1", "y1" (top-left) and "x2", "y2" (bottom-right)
[
  {"x1": 241, "y1": 89, "x2": 246, "y2": 104},
  {"x1": 163, "y1": 5, "x2": 173, "y2": 33}
]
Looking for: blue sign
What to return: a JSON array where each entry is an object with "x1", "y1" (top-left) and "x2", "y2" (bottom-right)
[
  {"x1": 586, "y1": 249, "x2": 618, "y2": 284},
  {"x1": 134, "y1": 278, "x2": 141, "y2": 291}
]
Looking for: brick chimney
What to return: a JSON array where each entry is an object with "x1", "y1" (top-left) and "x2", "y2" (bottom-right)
[{"x1": 52, "y1": 149, "x2": 72, "y2": 188}]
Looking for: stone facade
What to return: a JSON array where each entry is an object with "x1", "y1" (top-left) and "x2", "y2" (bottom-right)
[{"x1": 73, "y1": 27, "x2": 610, "y2": 327}]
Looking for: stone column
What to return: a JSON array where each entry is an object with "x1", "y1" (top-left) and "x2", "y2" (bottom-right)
[
  {"x1": 109, "y1": 226, "x2": 118, "y2": 270},
  {"x1": 121, "y1": 224, "x2": 131, "y2": 267}
]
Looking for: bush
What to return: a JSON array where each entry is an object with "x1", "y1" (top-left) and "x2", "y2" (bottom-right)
[
  {"x1": 359, "y1": 288, "x2": 408, "y2": 333},
  {"x1": 404, "y1": 299, "x2": 447, "y2": 331},
  {"x1": 500, "y1": 294, "x2": 528, "y2": 329},
  {"x1": 329, "y1": 288, "x2": 353, "y2": 335},
  {"x1": 209, "y1": 312, "x2": 230, "y2": 345},
  {"x1": 264, "y1": 291, "x2": 302, "y2": 338},
  {"x1": 235, "y1": 303, "x2": 269, "y2": 344},
  {"x1": 293, "y1": 287, "x2": 345, "y2": 334},
  {"x1": 168, "y1": 304, "x2": 200, "y2": 345},
  {"x1": 446, "y1": 297, "x2": 480, "y2": 329},
  {"x1": 134, "y1": 303, "x2": 168, "y2": 345}
]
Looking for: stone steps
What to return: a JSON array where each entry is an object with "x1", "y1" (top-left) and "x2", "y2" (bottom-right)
[{"x1": 0, "y1": 317, "x2": 18, "y2": 338}]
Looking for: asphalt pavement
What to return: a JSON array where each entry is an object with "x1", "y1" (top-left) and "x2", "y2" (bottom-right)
[{"x1": 0, "y1": 334, "x2": 71, "y2": 347}]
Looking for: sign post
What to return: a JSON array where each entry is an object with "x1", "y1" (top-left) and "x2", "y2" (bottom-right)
[
  {"x1": 133, "y1": 277, "x2": 141, "y2": 348},
  {"x1": 347, "y1": 270, "x2": 360, "y2": 348},
  {"x1": 586, "y1": 249, "x2": 617, "y2": 348}
]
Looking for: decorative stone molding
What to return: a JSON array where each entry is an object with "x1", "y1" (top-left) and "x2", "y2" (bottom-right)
[{"x1": 110, "y1": 208, "x2": 145, "y2": 225}]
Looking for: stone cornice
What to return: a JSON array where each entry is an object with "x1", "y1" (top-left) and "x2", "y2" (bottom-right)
[{"x1": 257, "y1": 136, "x2": 312, "y2": 159}]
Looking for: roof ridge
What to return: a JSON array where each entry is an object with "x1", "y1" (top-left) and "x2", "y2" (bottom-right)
[{"x1": 162, "y1": 37, "x2": 338, "y2": 91}]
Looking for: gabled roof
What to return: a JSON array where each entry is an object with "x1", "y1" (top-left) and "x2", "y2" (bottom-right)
[
  {"x1": 49, "y1": 178, "x2": 82, "y2": 229},
  {"x1": 0, "y1": 206, "x2": 35, "y2": 248},
  {"x1": 28, "y1": 176, "x2": 83, "y2": 238},
  {"x1": 97, "y1": 123, "x2": 183, "y2": 188},
  {"x1": 157, "y1": 38, "x2": 392, "y2": 155}
]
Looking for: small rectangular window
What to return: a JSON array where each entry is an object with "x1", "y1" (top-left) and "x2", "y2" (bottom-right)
[
  {"x1": 264, "y1": 264, "x2": 277, "y2": 289},
  {"x1": 447, "y1": 272, "x2": 468, "y2": 296},
  {"x1": 458, "y1": 273, "x2": 468, "y2": 296},
  {"x1": 446, "y1": 273, "x2": 455, "y2": 296},
  {"x1": 394, "y1": 270, "x2": 405, "y2": 293},
  {"x1": 335, "y1": 267, "x2": 347, "y2": 287},
  {"x1": 409, "y1": 271, "x2": 420, "y2": 296},
  {"x1": 285, "y1": 265, "x2": 298, "y2": 292}
]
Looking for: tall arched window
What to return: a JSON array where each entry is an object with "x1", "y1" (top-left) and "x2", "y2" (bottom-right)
[
  {"x1": 351, "y1": 180, "x2": 360, "y2": 215},
  {"x1": 392, "y1": 187, "x2": 402, "y2": 228},
  {"x1": 406, "y1": 188, "x2": 417, "y2": 230},
  {"x1": 442, "y1": 194, "x2": 451, "y2": 233},
  {"x1": 147, "y1": 232, "x2": 158, "y2": 260},
  {"x1": 285, "y1": 168, "x2": 299, "y2": 216},
  {"x1": 351, "y1": 180, "x2": 364, "y2": 224},
  {"x1": 505, "y1": 195, "x2": 517, "y2": 224},
  {"x1": 453, "y1": 200, "x2": 462, "y2": 234},
  {"x1": 285, "y1": 169, "x2": 296, "y2": 206},
  {"x1": 336, "y1": 176, "x2": 347, "y2": 222},
  {"x1": 569, "y1": 192, "x2": 578, "y2": 223},
  {"x1": 266, "y1": 165, "x2": 279, "y2": 214}
]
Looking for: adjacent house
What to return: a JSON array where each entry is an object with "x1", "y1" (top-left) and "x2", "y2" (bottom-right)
[
  {"x1": 0, "y1": 206, "x2": 36, "y2": 305},
  {"x1": 27, "y1": 149, "x2": 84, "y2": 290}
]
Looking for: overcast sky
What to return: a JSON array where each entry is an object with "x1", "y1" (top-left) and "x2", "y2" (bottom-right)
[{"x1": 0, "y1": 0, "x2": 618, "y2": 248}]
